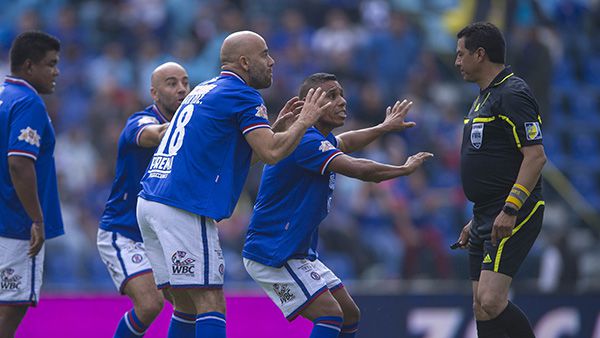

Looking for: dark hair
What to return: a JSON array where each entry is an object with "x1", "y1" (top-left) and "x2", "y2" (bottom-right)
[
  {"x1": 457, "y1": 22, "x2": 505, "y2": 64},
  {"x1": 299, "y1": 73, "x2": 337, "y2": 99},
  {"x1": 10, "y1": 31, "x2": 61, "y2": 72}
]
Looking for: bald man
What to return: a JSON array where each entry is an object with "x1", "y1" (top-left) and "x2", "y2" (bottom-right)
[
  {"x1": 136, "y1": 31, "x2": 330, "y2": 338},
  {"x1": 97, "y1": 62, "x2": 193, "y2": 338}
]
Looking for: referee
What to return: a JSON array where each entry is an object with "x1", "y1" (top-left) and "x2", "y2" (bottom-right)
[{"x1": 453, "y1": 22, "x2": 547, "y2": 338}]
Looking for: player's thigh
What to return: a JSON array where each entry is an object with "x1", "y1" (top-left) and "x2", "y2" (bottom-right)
[
  {"x1": 139, "y1": 198, "x2": 225, "y2": 287},
  {"x1": 477, "y1": 270, "x2": 511, "y2": 307},
  {"x1": 331, "y1": 287, "x2": 360, "y2": 323},
  {"x1": 0, "y1": 305, "x2": 28, "y2": 338},
  {"x1": 97, "y1": 229, "x2": 154, "y2": 293},
  {"x1": 0, "y1": 237, "x2": 44, "y2": 306},
  {"x1": 136, "y1": 198, "x2": 170, "y2": 288},
  {"x1": 244, "y1": 258, "x2": 335, "y2": 321},
  {"x1": 483, "y1": 204, "x2": 544, "y2": 278}
]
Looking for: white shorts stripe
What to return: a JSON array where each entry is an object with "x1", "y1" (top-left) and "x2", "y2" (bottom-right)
[
  {"x1": 196, "y1": 315, "x2": 226, "y2": 324},
  {"x1": 316, "y1": 323, "x2": 342, "y2": 332}
]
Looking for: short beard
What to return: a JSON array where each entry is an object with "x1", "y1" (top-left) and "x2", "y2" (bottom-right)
[{"x1": 247, "y1": 67, "x2": 272, "y2": 89}]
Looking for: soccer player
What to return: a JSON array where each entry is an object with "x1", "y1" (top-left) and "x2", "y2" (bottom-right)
[
  {"x1": 136, "y1": 31, "x2": 331, "y2": 338},
  {"x1": 0, "y1": 31, "x2": 63, "y2": 337},
  {"x1": 242, "y1": 72, "x2": 433, "y2": 338},
  {"x1": 453, "y1": 22, "x2": 547, "y2": 338},
  {"x1": 97, "y1": 62, "x2": 195, "y2": 337}
]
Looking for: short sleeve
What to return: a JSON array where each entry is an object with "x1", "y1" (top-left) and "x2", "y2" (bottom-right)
[
  {"x1": 123, "y1": 114, "x2": 160, "y2": 146},
  {"x1": 294, "y1": 132, "x2": 343, "y2": 175},
  {"x1": 501, "y1": 88, "x2": 543, "y2": 148},
  {"x1": 7, "y1": 97, "x2": 48, "y2": 160},
  {"x1": 235, "y1": 89, "x2": 271, "y2": 135}
]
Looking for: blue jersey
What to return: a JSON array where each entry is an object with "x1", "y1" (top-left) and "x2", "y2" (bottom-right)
[
  {"x1": 99, "y1": 105, "x2": 168, "y2": 242},
  {"x1": 242, "y1": 127, "x2": 343, "y2": 267},
  {"x1": 0, "y1": 76, "x2": 64, "y2": 240},
  {"x1": 140, "y1": 71, "x2": 271, "y2": 221}
]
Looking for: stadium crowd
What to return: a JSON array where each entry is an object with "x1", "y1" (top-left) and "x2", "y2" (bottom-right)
[{"x1": 0, "y1": 0, "x2": 598, "y2": 293}]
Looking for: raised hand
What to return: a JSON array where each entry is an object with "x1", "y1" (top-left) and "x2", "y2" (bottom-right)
[
  {"x1": 381, "y1": 99, "x2": 416, "y2": 132},
  {"x1": 272, "y1": 96, "x2": 303, "y2": 133},
  {"x1": 403, "y1": 152, "x2": 434, "y2": 175},
  {"x1": 296, "y1": 87, "x2": 331, "y2": 127}
]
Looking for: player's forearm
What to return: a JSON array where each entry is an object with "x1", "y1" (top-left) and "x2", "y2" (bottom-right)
[
  {"x1": 138, "y1": 123, "x2": 169, "y2": 148},
  {"x1": 8, "y1": 157, "x2": 44, "y2": 222},
  {"x1": 342, "y1": 158, "x2": 411, "y2": 183},
  {"x1": 337, "y1": 124, "x2": 386, "y2": 153},
  {"x1": 263, "y1": 119, "x2": 312, "y2": 164},
  {"x1": 514, "y1": 150, "x2": 546, "y2": 193}
]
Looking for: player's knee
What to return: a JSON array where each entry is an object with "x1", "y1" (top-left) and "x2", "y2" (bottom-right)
[
  {"x1": 321, "y1": 300, "x2": 343, "y2": 318},
  {"x1": 478, "y1": 293, "x2": 504, "y2": 317},
  {"x1": 139, "y1": 294, "x2": 164, "y2": 318}
]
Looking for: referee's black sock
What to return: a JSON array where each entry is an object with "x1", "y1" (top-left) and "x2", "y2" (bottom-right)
[
  {"x1": 495, "y1": 301, "x2": 536, "y2": 338},
  {"x1": 476, "y1": 318, "x2": 507, "y2": 338}
]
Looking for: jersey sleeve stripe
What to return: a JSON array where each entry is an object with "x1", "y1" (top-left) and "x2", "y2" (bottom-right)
[
  {"x1": 242, "y1": 123, "x2": 271, "y2": 135},
  {"x1": 498, "y1": 114, "x2": 521, "y2": 148},
  {"x1": 135, "y1": 124, "x2": 153, "y2": 146},
  {"x1": 320, "y1": 151, "x2": 343, "y2": 175},
  {"x1": 7, "y1": 150, "x2": 37, "y2": 160}
]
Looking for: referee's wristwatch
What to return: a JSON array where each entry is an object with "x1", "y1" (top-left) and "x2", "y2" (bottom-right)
[{"x1": 502, "y1": 204, "x2": 519, "y2": 216}]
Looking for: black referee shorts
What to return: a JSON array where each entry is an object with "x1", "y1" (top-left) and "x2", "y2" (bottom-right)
[{"x1": 468, "y1": 200, "x2": 544, "y2": 280}]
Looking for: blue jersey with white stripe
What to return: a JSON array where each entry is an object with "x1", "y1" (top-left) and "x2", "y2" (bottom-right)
[
  {"x1": 99, "y1": 105, "x2": 168, "y2": 242},
  {"x1": 140, "y1": 71, "x2": 271, "y2": 221},
  {"x1": 0, "y1": 76, "x2": 64, "y2": 240},
  {"x1": 242, "y1": 127, "x2": 342, "y2": 267}
]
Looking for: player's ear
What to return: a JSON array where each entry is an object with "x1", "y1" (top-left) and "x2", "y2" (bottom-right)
[
  {"x1": 24, "y1": 59, "x2": 34, "y2": 74},
  {"x1": 150, "y1": 86, "x2": 158, "y2": 102},
  {"x1": 239, "y1": 55, "x2": 250, "y2": 71}
]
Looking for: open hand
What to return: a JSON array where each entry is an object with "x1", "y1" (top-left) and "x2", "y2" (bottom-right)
[
  {"x1": 403, "y1": 152, "x2": 433, "y2": 174},
  {"x1": 381, "y1": 99, "x2": 417, "y2": 132},
  {"x1": 272, "y1": 96, "x2": 303, "y2": 133},
  {"x1": 296, "y1": 88, "x2": 331, "y2": 127}
]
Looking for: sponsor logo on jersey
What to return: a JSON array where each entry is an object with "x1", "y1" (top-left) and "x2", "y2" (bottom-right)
[
  {"x1": 319, "y1": 140, "x2": 335, "y2": 152},
  {"x1": 137, "y1": 116, "x2": 159, "y2": 126},
  {"x1": 470, "y1": 123, "x2": 484, "y2": 149},
  {"x1": 273, "y1": 283, "x2": 295, "y2": 304},
  {"x1": 0, "y1": 268, "x2": 22, "y2": 290},
  {"x1": 18, "y1": 126, "x2": 41, "y2": 147},
  {"x1": 171, "y1": 251, "x2": 196, "y2": 276},
  {"x1": 525, "y1": 122, "x2": 542, "y2": 140},
  {"x1": 255, "y1": 104, "x2": 268, "y2": 119}
]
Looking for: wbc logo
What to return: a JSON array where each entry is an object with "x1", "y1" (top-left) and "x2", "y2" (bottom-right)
[{"x1": 171, "y1": 251, "x2": 196, "y2": 276}]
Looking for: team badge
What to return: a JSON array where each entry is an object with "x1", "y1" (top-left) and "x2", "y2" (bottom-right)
[
  {"x1": 137, "y1": 116, "x2": 159, "y2": 126},
  {"x1": 18, "y1": 127, "x2": 41, "y2": 147},
  {"x1": 524, "y1": 122, "x2": 542, "y2": 140},
  {"x1": 131, "y1": 254, "x2": 143, "y2": 264},
  {"x1": 255, "y1": 104, "x2": 268, "y2": 119},
  {"x1": 319, "y1": 140, "x2": 335, "y2": 152},
  {"x1": 310, "y1": 272, "x2": 321, "y2": 281},
  {"x1": 470, "y1": 123, "x2": 484, "y2": 149}
]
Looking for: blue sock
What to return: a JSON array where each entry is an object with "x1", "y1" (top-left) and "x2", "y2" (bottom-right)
[
  {"x1": 339, "y1": 322, "x2": 359, "y2": 337},
  {"x1": 168, "y1": 310, "x2": 196, "y2": 338},
  {"x1": 114, "y1": 309, "x2": 148, "y2": 337},
  {"x1": 310, "y1": 316, "x2": 343, "y2": 338},
  {"x1": 196, "y1": 312, "x2": 226, "y2": 338}
]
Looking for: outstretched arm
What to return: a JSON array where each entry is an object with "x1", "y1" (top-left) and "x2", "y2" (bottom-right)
[
  {"x1": 245, "y1": 88, "x2": 331, "y2": 164},
  {"x1": 328, "y1": 151, "x2": 433, "y2": 183},
  {"x1": 337, "y1": 99, "x2": 416, "y2": 153},
  {"x1": 138, "y1": 123, "x2": 170, "y2": 148}
]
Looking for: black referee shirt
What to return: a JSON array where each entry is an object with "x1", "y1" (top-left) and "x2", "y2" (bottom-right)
[{"x1": 460, "y1": 66, "x2": 543, "y2": 208}]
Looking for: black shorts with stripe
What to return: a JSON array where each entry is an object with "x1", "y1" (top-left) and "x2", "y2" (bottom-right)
[{"x1": 468, "y1": 200, "x2": 544, "y2": 280}]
